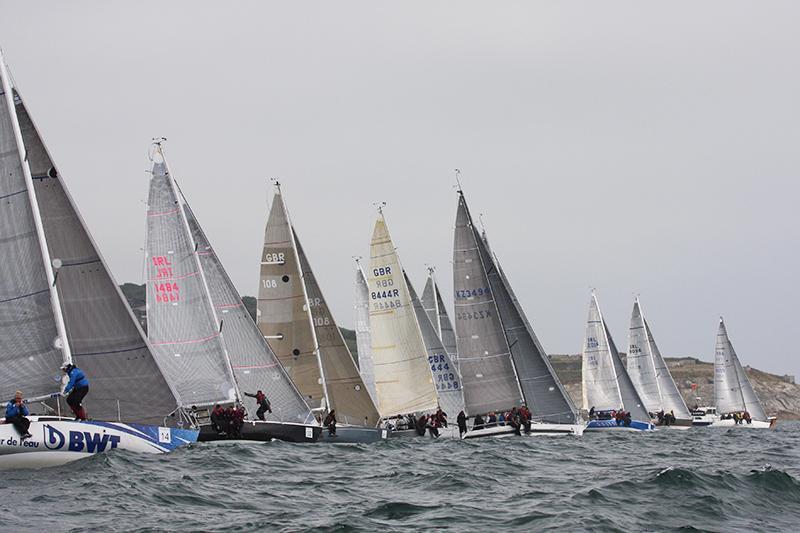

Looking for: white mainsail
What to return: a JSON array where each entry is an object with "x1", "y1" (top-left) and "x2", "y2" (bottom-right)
[
  {"x1": 714, "y1": 318, "x2": 767, "y2": 421},
  {"x1": 421, "y1": 268, "x2": 458, "y2": 365},
  {"x1": 582, "y1": 292, "x2": 650, "y2": 421},
  {"x1": 628, "y1": 298, "x2": 691, "y2": 419},
  {"x1": 145, "y1": 147, "x2": 238, "y2": 408},
  {"x1": 368, "y1": 213, "x2": 439, "y2": 417},
  {"x1": 354, "y1": 260, "x2": 378, "y2": 403}
]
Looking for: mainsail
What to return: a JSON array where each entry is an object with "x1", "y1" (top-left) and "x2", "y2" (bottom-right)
[
  {"x1": 182, "y1": 200, "x2": 313, "y2": 424},
  {"x1": 421, "y1": 270, "x2": 458, "y2": 363},
  {"x1": 453, "y1": 193, "x2": 522, "y2": 415},
  {"x1": 628, "y1": 298, "x2": 691, "y2": 419},
  {"x1": 258, "y1": 191, "x2": 324, "y2": 409},
  {"x1": 258, "y1": 189, "x2": 379, "y2": 426},
  {"x1": 368, "y1": 213, "x2": 439, "y2": 417},
  {"x1": 405, "y1": 272, "x2": 464, "y2": 416},
  {"x1": 145, "y1": 149, "x2": 238, "y2": 407},
  {"x1": 0, "y1": 55, "x2": 181, "y2": 426},
  {"x1": 582, "y1": 292, "x2": 650, "y2": 421},
  {"x1": 714, "y1": 318, "x2": 766, "y2": 421},
  {"x1": 354, "y1": 260, "x2": 377, "y2": 402}
]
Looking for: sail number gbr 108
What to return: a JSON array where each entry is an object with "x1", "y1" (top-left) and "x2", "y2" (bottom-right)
[{"x1": 371, "y1": 265, "x2": 401, "y2": 311}]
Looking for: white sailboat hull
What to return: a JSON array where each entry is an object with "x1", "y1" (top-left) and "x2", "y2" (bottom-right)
[
  {"x1": 0, "y1": 416, "x2": 198, "y2": 470},
  {"x1": 708, "y1": 417, "x2": 776, "y2": 429},
  {"x1": 463, "y1": 422, "x2": 585, "y2": 439}
]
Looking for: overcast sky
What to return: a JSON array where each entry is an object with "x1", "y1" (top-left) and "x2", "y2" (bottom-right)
[{"x1": 2, "y1": 2, "x2": 798, "y2": 381}]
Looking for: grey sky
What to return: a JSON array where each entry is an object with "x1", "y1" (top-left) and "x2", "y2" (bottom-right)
[{"x1": 2, "y1": 2, "x2": 798, "y2": 381}]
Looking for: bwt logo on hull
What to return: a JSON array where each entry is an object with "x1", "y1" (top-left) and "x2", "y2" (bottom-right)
[{"x1": 43, "y1": 425, "x2": 121, "y2": 453}]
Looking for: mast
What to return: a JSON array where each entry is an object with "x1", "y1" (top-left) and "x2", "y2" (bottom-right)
[
  {"x1": 278, "y1": 182, "x2": 331, "y2": 411},
  {"x1": 0, "y1": 51, "x2": 72, "y2": 366},
  {"x1": 428, "y1": 266, "x2": 443, "y2": 338},
  {"x1": 156, "y1": 142, "x2": 241, "y2": 402}
]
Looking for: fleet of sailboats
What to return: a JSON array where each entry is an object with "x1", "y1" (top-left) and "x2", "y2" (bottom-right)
[{"x1": 0, "y1": 50, "x2": 781, "y2": 468}]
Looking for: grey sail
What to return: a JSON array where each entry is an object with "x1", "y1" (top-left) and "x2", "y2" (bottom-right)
[
  {"x1": 1, "y1": 61, "x2": 181, "y2": 426},
  {"x1": 0, "y1": 80, "x2": 63, "y2": 402},
  {"x1": 583, "y1": 293, "x2": 650, "y2": 422},
  {"x1": 405, "y1": 272, "x2": 464, "y2": 416},
  {"x1": 354, "y1": 262, "x2": 377, "y2": 403},
  {"x1": 182, "y1": 201, "x2": 313, "y2": 424},
  {"x1": 714, "y1": 319, "x2": 766, "y2": 420},
  {"x1": 453, "y1": 192, "x2": 522, "y2": 415},
  {"x1": 295, "y1": 233, "x2": 380, "y2": 426},
  {"x1": 491, "y1": 258, "x2": 578, "y2": 424},
  {"x1": 145, "y1": 152, "x2": 237, "y2": 408},
  {"x1": 421, "y1": 275, "x2": 440, "y2": 336},
  {"x1": 421, "y1": 271, "x2": 458, "y2": 364},
  {"x1": 629, "y1": 299, "x2": 691, "y2": 419}
]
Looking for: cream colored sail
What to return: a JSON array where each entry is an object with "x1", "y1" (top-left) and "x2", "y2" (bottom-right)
[{"x1": 368, "y1": 213, "x2": 439, "y2": 417}]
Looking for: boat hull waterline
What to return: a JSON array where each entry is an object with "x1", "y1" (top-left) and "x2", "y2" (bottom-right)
[
  {"x1": 585, "y1": 419, "x2": 656, "y2": 432},
  {"x1": 0, "y1": 417, "x2": 199, "y2": 469},
  {"x1": 319, "y1": 425, "x2": 390, "y2": 443},
  {"x1": 198, "y1": 420, "x2": 322, "y2": 443}
]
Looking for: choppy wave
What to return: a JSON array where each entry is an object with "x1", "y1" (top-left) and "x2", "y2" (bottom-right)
[{"x1": 2, "y1": 423, "x2": 800, "y2": 532}]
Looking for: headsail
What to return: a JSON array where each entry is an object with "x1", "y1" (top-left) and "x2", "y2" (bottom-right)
[
  {"x1": 368, "y1": 213, "x2": 439, "y2": 417},
  {"x1": 714, "y1": 318, "x2": 766, "y2": 420},
  {"x1": 145, "y1": 148, "x2": 237, "y2": 407},
  {"x1": 257, "y1": 191, "x2": 324, "y2": 409},
  {"x1": 582, "y1": 292, "x2": 649, "y2": 421},
  {"x1": 453, "y1": 192, "x2": 522, "y2": 415},
  {"x1": 182, "y1": 200, "x2": 313, "y2": 424},
  {"x1": 405, "y1": 272, "x2": 464, "y2": 416},
  {"x1": 628, "y1": 299, "x2": 691, "y2": 419},
  {"x1": 295, "y1": 235, "x2": 380, "y2": 426},
  {"x1": 354, "y1": 260, "x2": 377, "y2": 403},
  {"x1": 0, "y1": 55, "x2": 181, "y2": 426}
]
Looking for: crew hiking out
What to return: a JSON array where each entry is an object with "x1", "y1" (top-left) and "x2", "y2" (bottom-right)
[{"x1": 4, "y1": 391, "x2": 32, "y2": 440}]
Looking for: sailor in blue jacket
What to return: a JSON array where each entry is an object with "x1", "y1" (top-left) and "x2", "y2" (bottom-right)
[
  {"x1": 5, "y1": 390, "x2": 32, "y2": 439},
  {"x1": 62, "y1": 363, "x2": 89, "y2": 420}
]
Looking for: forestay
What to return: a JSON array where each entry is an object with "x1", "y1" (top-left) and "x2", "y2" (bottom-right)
[
  {"x1": 629, "y1": 299, "x2": 691, "y2": 419},
  {"x1": 145, "y1": 152, "x2": 237, "y2": 408},
  {"x1": 405, "y1": 272, "x2": 464, "y2": 416},
  {"x1": 714, "y1": 319, "x2": 766, "y2": 421},
  {"x1": 296, "y1": 235, "x2": 380, "y2": 426},
  {"x1": 258, "y1": 192, "x2": 324, "y2": 409},
  {"x1": 354, "y1": 262, "x2": 377, "y2": 403},
  {"x1": 452, "y1": 192, "x2": 522, "y2": 415},
  {"x1": 182, "y1": 200, "x2": 313, "y2": 424},
  {"x1": 368, "y1": 214, "x2": 438, "y2": 417},
  {"x1": 1, "y1": 59, "x2": 181, "y2": 426}
]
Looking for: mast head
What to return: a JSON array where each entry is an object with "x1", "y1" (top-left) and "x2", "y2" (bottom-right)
[
  {"x1": 270, "y1": 178, "x2": 282, "y2": 194},
  {"x1": 372, "y1": 201, "x2": 386, "y2": 215},
  {"x1": 454, "y1": 168, "x2": 463, "y2": 194}
]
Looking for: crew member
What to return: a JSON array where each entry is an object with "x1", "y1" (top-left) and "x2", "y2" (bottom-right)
[
  {"x1": 210, "y1": 404, "x2": 225, "y2": 433},
  {"x1": 61, "y1": 362, "x2": 89, "y2": 420},
  {"x1": 4, "y1": 391, "x2": 32, "y2": 440},
  {"x1": 244, "y1": 390, "x2": 272, "y2": 421},
  {"x1": 457, "y1": 410, "x2": 468, "y2": 438},
  {"x1": 323, "y1": 409, "x2": 337, "y2": 437}
]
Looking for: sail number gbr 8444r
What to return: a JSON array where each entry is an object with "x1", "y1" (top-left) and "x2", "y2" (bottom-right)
[{"x1": 371, "y1": 266, "x2": 401, "y2": 311}]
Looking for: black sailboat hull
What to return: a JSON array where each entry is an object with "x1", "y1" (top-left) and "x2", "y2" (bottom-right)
[
  {"x1": 319, "y1": 425, "x2": 390, "y2": 443},
  {"x1": 198, "y1": 420, "x2": 321, "y2": 443}
]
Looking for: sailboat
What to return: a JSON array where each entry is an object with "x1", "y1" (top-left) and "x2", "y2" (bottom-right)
[
  {"x1": 354, "y1": 259, "x2": 378, "y2": 404},
  {"x1": 421, "y1": 267, "x2": 458, "y2": 367},
  {"x1": 704, "y1": 318, "x2": 776, "y2": 429},
  {"x1": 582, "y1": 292, "x2": 654, "y2": 431},
  {"x1": 366, "y1": 209, "x2": 459, "y2": 437},
  {"x1": 257, "y1": 185, "x2": 387, "y2": 443},
  {"x1": 145, "y1": 146, "x2": 320, "y2": 443},
  {"x1": 453, "y1": 190, "x2": 584, "y2": 437},
  {"x1": 0, "y1": 53, "x2": 198, "y2": 469},
  {"x1": 627, "y1": 298, "x2": 692, "y2": 429}
]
